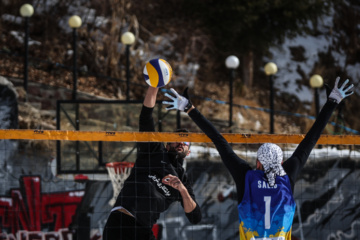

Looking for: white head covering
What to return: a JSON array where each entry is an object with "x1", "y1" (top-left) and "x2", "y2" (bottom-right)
[{"x1": 257, "y1": 143, "x2": 286, "y2": 187}]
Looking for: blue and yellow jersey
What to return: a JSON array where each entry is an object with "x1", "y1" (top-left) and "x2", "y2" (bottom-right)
[{"x1": 237, "y1": 170, "x2": 296, "y2": 240}]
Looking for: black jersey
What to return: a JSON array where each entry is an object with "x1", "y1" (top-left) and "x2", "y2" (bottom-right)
[{"x1": 113, "y1": 105, "x2": 201, "y2": 228}]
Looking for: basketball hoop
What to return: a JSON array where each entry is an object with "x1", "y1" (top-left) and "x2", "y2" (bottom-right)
[{"x1": 106, "y1": 162, "x2": 134, "y2": 206}]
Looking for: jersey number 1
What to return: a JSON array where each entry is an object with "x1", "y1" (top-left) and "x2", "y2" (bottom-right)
[{"x1": 264, "y1": 196, "x2": 271, "y2": 229}]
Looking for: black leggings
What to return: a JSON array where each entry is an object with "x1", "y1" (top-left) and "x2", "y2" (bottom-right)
[{"x1": 103, "y1": 211, "x2": 156, "y2": 240}]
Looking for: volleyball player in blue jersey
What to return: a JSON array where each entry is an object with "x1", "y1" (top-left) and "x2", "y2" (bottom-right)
[{"x1": 163, "y1": 77, "x2": 353, "y2": 239}]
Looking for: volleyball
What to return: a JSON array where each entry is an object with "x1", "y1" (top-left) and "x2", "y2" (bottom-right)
[{"x1": 143, "y1": 58, "x2": 173, "y2": 88}]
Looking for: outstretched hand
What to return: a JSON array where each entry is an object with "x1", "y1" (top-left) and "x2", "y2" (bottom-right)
[
  {"x1": 329, "y1": 77, "x2": 354, "y2": 104},
  {"x1": 163, "y1": 88, "x2": 192, "y2": 112}
]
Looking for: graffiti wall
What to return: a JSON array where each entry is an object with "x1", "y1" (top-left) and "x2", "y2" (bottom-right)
[
  {"x1": 0, "y1": 175, "x2": 84, "y2": 239},
  {"x1": 2, "y1": 157, "x2": 359, "y2": 240}
]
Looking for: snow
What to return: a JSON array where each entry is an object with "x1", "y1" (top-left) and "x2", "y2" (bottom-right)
[
  {"x1": 10, "y1": 31, "x2": 41, "y2": 46},
  {"x1": 265, "y1": 7, "x2": 360, "y2": 104},
  {"x1": 1, "y1": 14, "x2": 23, "y2": 24},
  {"x1": 265, "y1": 32, "x2": 330, "y2": 104}
]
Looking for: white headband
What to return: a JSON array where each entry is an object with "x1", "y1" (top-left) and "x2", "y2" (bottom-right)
[{"x1": 257, "y1": 143, "x2": 286, "y2": 187}]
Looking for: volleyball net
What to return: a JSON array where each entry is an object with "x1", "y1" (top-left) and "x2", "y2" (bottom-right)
[
  {"x1": 0, "y1": 130, "x2": 360, "y2": 239},
  {"x1": 2, "y1": 129, "x2": 360, "y2": 143}
]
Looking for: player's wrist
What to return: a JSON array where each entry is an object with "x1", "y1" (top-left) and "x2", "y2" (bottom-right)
[
  {"x1": 186, "y1": 105, "x2": 195, "y2": 114},
  {"x1": 178, "y1": 184, "x2": 187, "y2": 193}
]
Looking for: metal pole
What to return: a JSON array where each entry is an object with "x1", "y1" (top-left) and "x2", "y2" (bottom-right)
[
  {"x1": 315, "y1": 88, "x2": 320, "y2": 117},
  {"x1": 126, "y1": 45, "x2": 130, "y2": 101},
  {"x1": 177, "y1": 110, "x2": 181, "y2": 129},
  {"x1": 72, "y1": 28, "x2": 78, "y2": 100},
  {"x1": 269, "y1": 75, "x2": 274, "y2": 134},
  {"x1": 75, "y1": 103, "x2": 80, "y2": 171},
  {"x1": 229, "y1": 69, "x2": 234, "y2": 129},
  {"x1": 296, "y1": 200, "x2": 305, "y2": 240},
  {"x1": 158, "y1": 103, "x2": 163, "y2": 132},
  {"x1": 24, "y1": 17, "x2": 29, "y2": 102},
  {"x1": 98, "y1": 141, "x2": 103, "y2": 166},
  {"x1": 125, "y1": 45, "x2": 131, "y2": 126},
  {"x1": 334, "y1": 101, "x2": 344, "y2": 134}
]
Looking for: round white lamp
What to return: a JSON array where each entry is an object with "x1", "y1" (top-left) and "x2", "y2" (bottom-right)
[
  {"x1": 121, "y1": 32, "x2": 135, "y2": 100},
  {"x1": 264, "y1": 62, "x2": 278, "y2": 76},
  {"x1": 310, "y1": 74, "x2": 324, "y2": 88},
  {"x1": 121, "y1": 32, "x2": 136, "y2": 45},
  {"x1": 225, "y1": 55, "x2": 239, "y2": 130},
  {"x1": 309, "y1": 74, "x2": 323, "y2": 117},
  {"x1": 225, "y1": 55, "x2": 240, "y2": 69},
  {"x1": 264, "y1": 62, "x2": 278, "y2": 133},
  {"x1": 20, "y1": 4, "x2": 34, "y2": 17},
  {"x1": 68, "y1": 15, "x2": 82, "y2": 28}
]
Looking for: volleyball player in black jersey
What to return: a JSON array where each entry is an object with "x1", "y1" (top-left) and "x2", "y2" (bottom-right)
[
  {"x1": 103, "y1": 86, "x2": 202, "y2": 240},
  {"x1": 163, "y1": 77, "x2": 353, "y2": 239}
]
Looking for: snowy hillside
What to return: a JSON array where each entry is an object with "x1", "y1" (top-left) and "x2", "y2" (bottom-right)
[{"x1": 266, "y1": 6, "x2": 360, "y2": 106}]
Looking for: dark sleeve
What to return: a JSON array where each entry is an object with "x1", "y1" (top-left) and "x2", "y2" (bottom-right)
[
  {"x1": 139, "y1": 105, "x2": 155, "y2": 132},
  {"x1": 181, "y1": 173, "x2": 202, "y2": 224},
  {"x1": 185, "y1": 204, "x2": 202, "y2": 224},
  {"x1": 283, "y1": 100, "x2": 338, "y2": 188},
  {"x1": 138, "y1": 105, "x2": 163, "y2": 154},
  {"x1": 188, "y1": 108, "x2": 252, "y2": 202}
]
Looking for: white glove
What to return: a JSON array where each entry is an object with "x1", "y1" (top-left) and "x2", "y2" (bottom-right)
[
  {"x1": 329, "y1": 77, "x2": 354, "y2": 104},
  {"x1": 163, "y1": 88, "x2": 191, "y2": 111}
]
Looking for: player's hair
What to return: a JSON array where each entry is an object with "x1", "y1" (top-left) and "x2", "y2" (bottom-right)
[
  {"x1": 175, "y1": 128, "x2": 189, "y2": 133},
  {"x1": 166, "y1": 128, "x2": 191, "y2": 148}
]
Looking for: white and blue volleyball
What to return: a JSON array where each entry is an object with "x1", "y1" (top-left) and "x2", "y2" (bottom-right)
[{"x1": 143, "y1": 58, "x2": 173, "y2": 88}]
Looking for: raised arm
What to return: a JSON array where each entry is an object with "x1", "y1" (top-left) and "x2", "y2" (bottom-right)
[
  {"x1": 140, "y1": 87, "x2": 159, "y2": 132},
  {"x1": 283, "y1": 77, "x2": 354, "y2": 185},
  {"x1": 163, "y1": 88, "x2": 252, "y2": 201},
  {"x1": 138, "y1": 86, "x2": 162, "y2": 153},
  {"x1": 143, "y1": 86, "x2": 159, "y2": 108}
]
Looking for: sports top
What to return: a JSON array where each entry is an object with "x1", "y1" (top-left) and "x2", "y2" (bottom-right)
[{"x1": 238, "y1": 170, "x2": 295, "y2": 239}]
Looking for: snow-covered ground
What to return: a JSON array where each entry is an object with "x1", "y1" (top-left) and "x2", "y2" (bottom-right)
[{"x1": 265, "y1": 6, "x2": 360, "y2": 107}]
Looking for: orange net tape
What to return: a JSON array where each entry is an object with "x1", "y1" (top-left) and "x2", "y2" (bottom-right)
[{"x1": 0, "y1": 129, "x2": 359, "y2": 145}]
